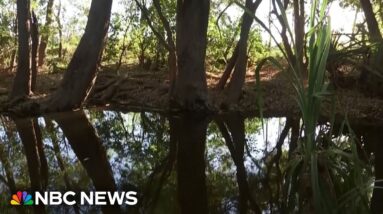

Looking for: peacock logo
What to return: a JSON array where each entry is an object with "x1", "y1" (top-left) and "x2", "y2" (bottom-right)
[{"x1": 10, "y1": 191, "x2": 34, "y2": 205}]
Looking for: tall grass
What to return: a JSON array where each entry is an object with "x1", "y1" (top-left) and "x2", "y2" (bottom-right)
[
  {"x1": 287, "y1": 0, "x2": 333, "y2": 211},
  {"x1": 236, "y1": 0, "x2": 373, "y2": 212},
  {"x1": 273, "y1": 0, "x2": 372, "y2": 212}
]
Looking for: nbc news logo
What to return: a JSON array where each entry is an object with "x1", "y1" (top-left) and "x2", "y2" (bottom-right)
[{"x1": 10, "y1": 191, "x2": 138, "y2": 206}]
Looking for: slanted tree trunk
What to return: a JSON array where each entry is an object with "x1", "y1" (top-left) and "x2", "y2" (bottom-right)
[
  {"x1": 48, "y1": 0, "x2": 113, "y2": 111},
  {"x1": 225, "y1": 0, "x2": 261, "y2": 103},
  {"x1": 38, "y1": 0, "x2": 54, "y2": 66},
  {"x1": 273, "y1": 0, "x2": 295, "y2": 65},
  {"x1": 9, "y1": 18, "x2": 18, "y2": 71},
  {"x1": 152, "y1": 0, "x2": 178, "y2": 95},
  {"x1": 10, "y1": 0, "x2": 32, "y2": 99},
  {"x1": 216, "y1": 45, "x2": 239, "y2": 90},
  {"x1": 359, "y1": 0, "x2": 383, "y2": 97},
  {"x1": 116, "y1": 19, "x2": 131, "y2": 72},
  {"x1": 360, "y1": 0, "x2": 382, "y2": 43},
  {"x1": 56, "y1": 0, "x2": 63, "y2": 59},
  {"x1": 31, "y1": 11, "x2": 39, "y2": 92},
  {"x1": 172, "y1": 0, "x2": 210, "y2": 110},
  {"x1": 216, "y1": 0, "x2": 261, "y2": 90},
  {"x1": 293, "y1": 0, "x2": 305, "y2": 77}
]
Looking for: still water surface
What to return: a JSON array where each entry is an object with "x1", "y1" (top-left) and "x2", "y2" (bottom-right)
[{"x1": 0, "y1": 109, "x2": 381, "y2": 213}]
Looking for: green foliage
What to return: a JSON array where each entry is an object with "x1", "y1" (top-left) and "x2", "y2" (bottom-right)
[
  {"x1": 0, "y1": 0, "x2": 16, "y2": 69},
  {"x1": 232, "y1": 0, "x2": 375, "y2": 212},
  {"x1": 206, "y1": 10, "x2": 240, "y2": 68},
  {"x1": 274, "y1": 0, "x2": 372, "y2": 212},
  {"x1": 206, "y1": 3, "x2": 266, "y2": 71}
]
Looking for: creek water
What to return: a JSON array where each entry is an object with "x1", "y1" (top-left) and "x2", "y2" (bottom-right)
[{"x1": 0, "y1": 109, "x2": 381, "y2": 213}]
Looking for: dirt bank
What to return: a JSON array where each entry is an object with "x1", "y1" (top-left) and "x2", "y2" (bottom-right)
[{"x1": 0, "y1": 64, "x2": 382, "y2": 124}]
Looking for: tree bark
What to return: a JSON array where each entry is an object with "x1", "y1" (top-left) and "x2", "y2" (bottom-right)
[
  {"x1": 273, "y1": 0, "x2": 295, "y2": 65},
  {"x1": 10, "y1": 0, "x2": 32, "y2": 99},
  {"x1": 172, "y1": 0, "x2": 210, "y2": 110},
  {"x1": 293, "y1": 0, "x2": 305, "y2": 77},
  {"x1": 216, "y1": 45, "x2": 239, "y2": 90},
  {"x1": 225, "y1": 0, "x2": 261, "y2": 103},
  {"x1": 359, "y1": 0, "x2": 382, "y2": 43},
  {"x1": 56, "y1": 0, "x2": 63, "y2": 59},
  {"x1": 152, "y1": 0, "x2": 178, "y2": 95},
  {"x1": 116, "y1": 20, "x2": 131, "y2": 72},
  {"x1": 38, "y1": 0, "x2": 54, "y2": 66},
  {"x1": 31, "y1": 11, "x2": 39, "y2": 92},
  {"x1": 8, "y1": 18, "x2": 18, "y2": 71},
  {"x1": 351, "y1": 124, "x2": 383, "y2": 213},
  {"x1": 359, "y1": 0, "x2": 383, "y2": 97},
  {"x1": 48, "y1": 0, "x2": 113, "y2": 111}
]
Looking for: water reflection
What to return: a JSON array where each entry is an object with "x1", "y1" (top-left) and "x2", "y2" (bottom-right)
[
  {"x1": 170, "y1": 113, "x2": 208, "y2": 214},
  {"x1": 0, "y1": 110, "x2": 381, "y2": 213},
  {"x1": 51, "y1": 111, "x2": 120, "y2": 213}
]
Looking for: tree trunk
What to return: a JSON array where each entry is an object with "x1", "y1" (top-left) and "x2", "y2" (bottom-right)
[
  {"x1": 38, "y1": 0, "x2": 54, "y2": 66},
  {"x1": 359, "y1": 0, "x2": 382, "y2": 43},
  {"x1": 168, "y1": 50, "x2": 177, "y2": 95},
  {"x1": 367, "y1": 126, "x2": 383, "y2": 213},
  {"x1": 225, "y1": 0, "x2": 261, "y2": 103},
  {"x1": 47, "y1": 0, "x2": 112, "y2": 111},
  {"x1": 379, "y1": 0, "x2": 383, "y2": 25},
  {"x1": 56, "y1": 0, "x2": 63, "y2": 59},
  {"x1": 116, "y1": 21, "x2": 131, "y2": 72},
  {"x1": 274, "y1": 0, "x2": 295, "y2": 65},
  {"x1": 293, "y1": 0, "x2": 305, "y2": 77},
  {"x1": 10, "y1": 0, "x2": 32, "y2": 99},
  {"x1": 359, "y1": 0, "x2": 383, "y2": 97},
  {"x1": 216, "y1": 0, "x2": 261, "y2": 91},
  {"x1": 9, "y1": 18, "x2": 18, "y2": 71},
  {"x1": 152, "y1": 0, "x2": 178, "y2": 95},
  {"x1": 31, "y1": 11, "x2": 39, "y2": 92},
  {"x1": 172, "y1": 0, "x2": 210, "y2": 110},
  {"x1": 216, "y1": 45, "x2": 239, "y2": 90},
  {"x1": 351, "y1": 124, "x2": 383, "y2": 213}
]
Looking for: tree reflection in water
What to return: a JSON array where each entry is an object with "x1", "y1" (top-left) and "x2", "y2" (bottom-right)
[{"x1": 0, "y1": 110, "x2": 381, "y2": 213}]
